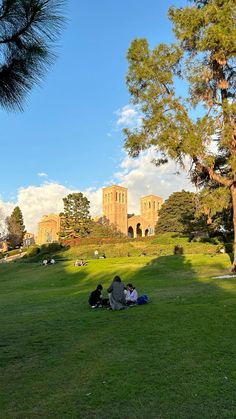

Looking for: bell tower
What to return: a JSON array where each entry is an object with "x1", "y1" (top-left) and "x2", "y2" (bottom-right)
[
  {"x1": 102, "y1": 185, "x2": 128, "y2": 235},
  {"x1": 140, "y1": 195, "x2": 163, "y2": 234}
]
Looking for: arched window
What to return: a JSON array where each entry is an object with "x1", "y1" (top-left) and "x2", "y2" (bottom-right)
[
  {"x1": 136, "y1": 223, "x2": 142, "y2": 237},
  {"x1": 128, "y1": 226, "x2": 134, "y2": 238}
]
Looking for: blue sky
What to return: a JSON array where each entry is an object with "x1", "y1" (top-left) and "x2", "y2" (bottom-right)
[{"x1": 0, "y1": 0, "x2": 193, "y2": 232}]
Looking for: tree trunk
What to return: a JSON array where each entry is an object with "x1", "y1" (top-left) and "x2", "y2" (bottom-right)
[{"x1": 230, "y1": 183, "x2": 236, "y2": 271}]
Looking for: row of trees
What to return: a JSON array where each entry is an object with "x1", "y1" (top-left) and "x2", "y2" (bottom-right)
[{"x1": 155, "y1": 190, "x2": 232, "y2": 240}]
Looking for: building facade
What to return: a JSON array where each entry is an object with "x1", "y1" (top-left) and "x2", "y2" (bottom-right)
[
  {"x1": 103, "y1": 185, "x2": 163, "y2": 237},
  {"x1": 23, "y1": 232, "x2": 35, "y2": 247},
  {"x1": 36, "y1": 214, "x2": 61, "y2": 245}
]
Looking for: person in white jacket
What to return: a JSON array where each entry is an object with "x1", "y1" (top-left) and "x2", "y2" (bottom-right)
[{"x1": 126, "y1": 283, "x2": 138, "y2": 305}]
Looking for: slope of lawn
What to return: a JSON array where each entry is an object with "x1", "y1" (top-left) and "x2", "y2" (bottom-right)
[{"x1": 1, "y1": 253, "x2": 236, "y2": 419}]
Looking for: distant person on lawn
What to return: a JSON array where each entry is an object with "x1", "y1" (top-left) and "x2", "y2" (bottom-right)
[
  {"x1": 107, "y1": 276, "x2": 126, "y2": 310},
  {"x1": 126, "y1": 283, "x2": 138, "y2": 305}
]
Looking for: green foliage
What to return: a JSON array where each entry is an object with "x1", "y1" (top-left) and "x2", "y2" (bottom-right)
[
  {"x1": 174, "y1": 245, "x2": 184, "y2": 255},
  {"x1": 155, "y1": 190, "x2": 197, "y2": 234},
  {"x1": 89, "y1": 217, "x2": 126, "y2": 238},
  {"x1": 60, "y1": 192, "x2": 91, "y2": 239},
  {"x1": 6, "y1": 206, "x2": 25, "y2": 249},
  {"x1": 0, "y1": 0, "x2": 65, "y2": 110},
  {"x1": 124, "y1": 0, "x2": 236, "y2": 263},
  {"x1": 22, "y1": 242, "x2": 64, "y2": 263}
]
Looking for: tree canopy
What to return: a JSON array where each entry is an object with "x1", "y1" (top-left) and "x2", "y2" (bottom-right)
[
  {"x1": 60, "y1": 193, "x2": 91, "y2": 239},
  {"x1": 155, "y1": 191, "x2": 197, "y2": 234},
  {"x1": 6, "y1": 206, "x2": 25, "y2": 248},
  {"x1": 124, "y1": 0, "x2": 236, "y2": 266},
  {"x1": 90, "y1": 216, "x2": 126, "y2": 238},
  {"x1": 0, "y1": 0, "x2": 65, "y2": 110}
]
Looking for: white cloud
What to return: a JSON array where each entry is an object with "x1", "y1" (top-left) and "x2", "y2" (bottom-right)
[
  {"x1": 113, "y1": 148, "x2": 195, "y2": 214},
  {"x1": 37, "y1": 172, "x2": 48, "y2": 178},
  {"x1": 115, "y1": 105, "x2": 142, "y2": 128}
]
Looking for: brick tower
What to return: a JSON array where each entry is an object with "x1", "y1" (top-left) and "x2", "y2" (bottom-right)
[
  {"x1": 102, "y1": 185, "x2": 128, "y2": 235},
  {"x1": 140, "y1": 195, "x2": 163, "y2": 235}
]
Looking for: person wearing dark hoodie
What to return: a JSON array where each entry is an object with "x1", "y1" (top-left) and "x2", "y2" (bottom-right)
[{"x1": 88, "y1": 284, "x2": 103, "y2": 308}]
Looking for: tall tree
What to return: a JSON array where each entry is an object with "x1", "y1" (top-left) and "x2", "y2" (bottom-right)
[
  {"x1": 6, "y1": 206, "x2": 25, "y2": 248},
  {"x1": 60, "y1": 193, "x2": 91, "y2": 239},
  {"x1": 0, "y1": 0, "x2": 65, "y2": 110},
  {"x1": 124, "y1": 0, "x2": 236, "y2": 267},
  {"x1": 155, "y1": 191, "x2": 197, "y2": 234}
]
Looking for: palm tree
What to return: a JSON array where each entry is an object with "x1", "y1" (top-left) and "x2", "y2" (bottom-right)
[{"x1": 0, "y1": 0, "x2": 65, "y2": 110}]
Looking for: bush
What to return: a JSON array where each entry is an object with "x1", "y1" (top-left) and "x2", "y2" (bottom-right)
[
  {"x1": 224, "y1": 242, "x2": 233, "y2": 253},
  {"x1": 25, "y1": 246, "x2": 40, "y2": 258},
  {"x1": 40, "y1": 243, "x2": 62, "y2": 254},
  {"x1": 173, "y1": 245, "x2": 184, "y2": 255}
]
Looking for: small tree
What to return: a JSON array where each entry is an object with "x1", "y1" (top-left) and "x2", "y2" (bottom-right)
[
  {"x1": 60, "y1": 193, "x2": 91, "y2": 239},
  {"x1": 90, "y1": 216, "x2": 126, "y2": 238},
  {"x1": 0, "y1": 0, "x2": 65, "y2": 110},
  {"x1": 6, "y1": 206, "x2": 25, "y2": 248},
  {"x1": 124, "y1": 0, "x2": 236, "y2": 267}
]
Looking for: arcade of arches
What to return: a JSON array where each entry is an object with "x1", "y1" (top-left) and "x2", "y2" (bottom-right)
[{"x1": 103, "y1": 185, "x2": 163, "y2": 237}]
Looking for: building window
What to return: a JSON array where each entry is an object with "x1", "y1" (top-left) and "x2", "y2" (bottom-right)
[
  {"x1": 122, "y1": 193, "x2": 124, "y2": 203},
  {"x1": 119, "y1": 192, "x2": 121, "y2": 202},
  {"x1": 116, "y1": 192, "x2": 118, "y2": 201},
  {"x1": 144, "y1": 202, "x2": 146, "y2": 210},
  {"x1": 148, "y1": 201, "x2": 151, "y2": 209},
  {"x1": 153, "y1": 201, "x2": 156, "y2": 209}
]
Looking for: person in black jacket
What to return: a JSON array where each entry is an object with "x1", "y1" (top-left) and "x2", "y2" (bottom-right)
[{"x1": 88, "y1": 284, "x2": 103, "y2": 308}]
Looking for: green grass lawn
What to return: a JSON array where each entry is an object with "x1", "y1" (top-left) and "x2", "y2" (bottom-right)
[{"x1": 1, "y1": 253, "x2": 236, "y2": 418}]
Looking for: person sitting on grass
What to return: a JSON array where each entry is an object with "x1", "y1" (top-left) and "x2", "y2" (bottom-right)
[
  {"x1": 107, "y1": 276, "x2": 126, "y2": 310},
  {"x1": 126, "y1": 283, "x2": 138, "y2": 305},
  {"x1": 75, "y1": 259, "x2": 87, "y2": 266},
  {"x1": 88, "y1": 284, "x2": 103, "y2": 308}
]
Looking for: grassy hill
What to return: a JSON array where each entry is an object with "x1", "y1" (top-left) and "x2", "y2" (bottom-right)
[
  {"x1": 20, "y1": 233, "x2": 223, "y2": 263},
  {"x1": 1, "y1": 252, "x2": 236, "y2": 418}
]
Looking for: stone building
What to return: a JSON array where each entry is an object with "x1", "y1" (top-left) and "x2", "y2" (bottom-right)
[
  {"x1": 23, "y1": 232, "x2": 35, "y2": 247},
  {"x1": 102, "y1": 185, "x2": 163, "y2": 237},
  {"x1": 36, "y1": 214, "x2": 61, "y2": 245}
]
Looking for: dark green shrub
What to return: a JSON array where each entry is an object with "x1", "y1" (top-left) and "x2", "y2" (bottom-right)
[
  {"x1": 224, "y1": 242, "x2": 233, "y2": 253},
  {"x1": 25, "y1": 246, "x2": 40, "y2": 257},
  {"x1": 173, "y1": 245, "x2": 184, "y2": 255}
]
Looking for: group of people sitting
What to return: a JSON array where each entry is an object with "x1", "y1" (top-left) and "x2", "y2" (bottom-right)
[
  {"x1": 42, "y1": 258, "x2": 55, "y2": 266},
  {"x1": 74, "y1": 259, "x2": 88, "y2": 267},
  {"x1": 88, "y1": 276, "x2": 140, "y2": 310}
]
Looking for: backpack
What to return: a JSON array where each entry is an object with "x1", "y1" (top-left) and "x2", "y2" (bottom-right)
[{"x1": 136, "y1": 295, "x2": 149, "y2": 305}]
